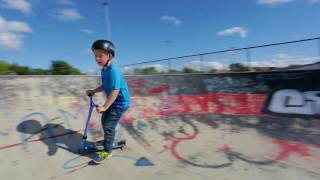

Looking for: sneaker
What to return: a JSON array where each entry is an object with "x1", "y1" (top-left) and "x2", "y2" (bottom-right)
[
  {"x1": 93, "y1": 151, "x2": 112, "y2": 164},
  {"x1": 94, "y1": 140, "x2": 105, "y2": 151}
]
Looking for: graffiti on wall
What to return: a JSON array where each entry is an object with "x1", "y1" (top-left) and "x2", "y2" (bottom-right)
[
  {"x1": 265, "y1": 89, "x2": 320, "y2": 116},
  {"x1": 204, "y1": 77, "x2": 268, "y2": 93},
  {"x1": 122, "y1": 71, "x2": 320, "y2": 170},
  {"x1": 0, "y1": 70, "x2": 319, "y2": 178}
]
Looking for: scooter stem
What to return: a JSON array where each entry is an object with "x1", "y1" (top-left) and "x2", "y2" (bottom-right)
[{"x1": 83, "y1": 95, "x2": 96, "y2": 139}]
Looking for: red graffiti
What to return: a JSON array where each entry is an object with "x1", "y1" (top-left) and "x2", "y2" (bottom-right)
[
  {"x1": 272, "y1": 138, "x2": 311, "y2": 161},
  {"x1": 149, "y1": 84, "x2": 170, "y2": 94},
  {"x1": 222, "y1": 144, "x2": 232, "y2": 153},
  {"x1": 164, "y1": 131, "x2": 198, "y2": 161},
  {"x1": 127, "y1": 78, "x2": 145, "y2": 95},
  {"x1": 122, "y1": 93, "x2": 267, "y2": 124},
  {"x1": 0, "y1": 131, "x2": 78, "y2": 150}
]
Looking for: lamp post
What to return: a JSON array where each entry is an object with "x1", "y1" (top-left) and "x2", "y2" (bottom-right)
[
  {"x1": 318, "y1": 39, "x2": 320, "y2": 69},
  {"x1": 229, "y1": 47, "x2": 236, "y2": 65},
  {"x1": 165, "y1": 40, "x2": 172, "y2": 73},
  {"x1": 103, "y1": 0, "x2": 112, "y2": 40},
  {"x1": 246, "y1": 48, "x2": 251, "y2": 71}
]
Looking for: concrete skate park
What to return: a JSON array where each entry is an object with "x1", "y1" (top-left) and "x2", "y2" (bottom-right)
[{"x1": 0, "y1": 70, "x2": 319, "y2": 180}]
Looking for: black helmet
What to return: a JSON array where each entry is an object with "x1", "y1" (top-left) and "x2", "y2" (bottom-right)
[{"x1": 91, "y1": 40, "x2": 115, "y2": 57}]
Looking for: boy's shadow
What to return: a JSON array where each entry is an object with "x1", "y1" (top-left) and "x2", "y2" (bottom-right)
[{"x1": 16, "y1": 119, "x2": 96, "y2": 160}]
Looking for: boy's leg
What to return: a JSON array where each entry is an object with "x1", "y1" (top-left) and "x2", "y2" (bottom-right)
[
  {"x1": 93, "y1": 106, "x2": 125, "y2": 163},
  {"x1": 102, "y1": 106, "x2": 125, "y2": 153}
]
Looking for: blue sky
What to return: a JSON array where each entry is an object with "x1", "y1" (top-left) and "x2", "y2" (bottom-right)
[{"x1": 0, "y1": 0, "x2": 319, "y2": 73}]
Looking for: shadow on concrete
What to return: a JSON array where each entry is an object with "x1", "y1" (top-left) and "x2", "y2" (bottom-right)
[{"x1": 16, "y1": 119, "x2": 96, "y2": 160}]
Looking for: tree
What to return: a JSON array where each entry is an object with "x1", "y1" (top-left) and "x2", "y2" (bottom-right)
[
  {"x1": 208, "y1": 69, "x2": 218, "y2": 73},
  {"x1": 229, "y1": 63, "x2": 249, "y2": 72},
  {"x1": 0, "y1": 60, "x2": 12, "y2": 75},
  {"x1": 134, "y1": 67, "x2": 159, "y2": 75},
  {"x1": 168, "y1": 69, "x2": 181, "y2": 74},
  {"x1": 0, "y1": 60, "x2": 80, "y2": 75},
  {"x1": 31, "y1": 68, "x2": 50, "y2": 75},
  {"x1": 10, "y1": 64, "x2": 33, "y2": 75},
  {"x1": 50, "y1": 60, "x2": 80, "y2": 75},
  {"x1": 181, "y1": 67, "x2": 201, "y2": 74}
]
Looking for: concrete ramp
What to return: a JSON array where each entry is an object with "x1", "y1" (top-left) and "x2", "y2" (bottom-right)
[{"x1": 0, "y1": 70, "x2": 319, "y2": 180}]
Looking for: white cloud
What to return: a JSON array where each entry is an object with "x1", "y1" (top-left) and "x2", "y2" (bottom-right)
[
  {"x1": 257, "y1": 0, "x2": 293, "y2": 6},
  {"x1": 142, "y1": 64, "x2": 168, "y2": 72},
  {"x1": 0, "y1": 0, "x2": 31, "y2": 14},
  {"x1": 0, "y1": 16, "x2": 33, "y2": 50},
  {"x1": 0, "y1": 16, "x2": 33, "y2": 33},
  {"x1": 0, "y1": 32, "x2": 22, "y2": 50},
  {"x1": 82, "y1": 29, "x2": 95, "y2": 34},
  {"x1": 250, "y1": 53, "x2": 319, "y2": 67},
  {"x1": 183, "y1": 61, "x2": 226, "y2": 72},
  {"x1": 51, "y1": 8, "x2": 83, "y2": 21},
  {"x1": 122, "y1": 66, "x2": 134, "y2": 74},
  {"x1": 217, "y1": 27, "x2": 247, "y2": 38},
  {"x1": 161, "y1": 15, "x2": 181, "y2": 27},
  {"x1": 121, "y1": 64, "x2": 168, "y2": 74},
  {"x1": 122, "y1": 61, "x2": 227, "y2": 74}
]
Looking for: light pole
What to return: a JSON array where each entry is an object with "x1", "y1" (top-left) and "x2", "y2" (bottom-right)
[
  {"x1": 318, "y1": 39, "x2": 320, "y2": 69},
  {"x1": 229, "y1": 47, "x2": 236, "y2": 65},
  {"x1": 103, "y1": 0, "x2": 112, "y2": 40},
  {"x1": 246, "y1": 48, "x2": 251, "y2": 71},
  {"x1": 164, "y1": 40, "x2": 172, "y2": 73}
]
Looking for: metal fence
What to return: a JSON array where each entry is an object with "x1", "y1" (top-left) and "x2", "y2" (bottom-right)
[{"x1": 120, "y1": 37, "x2": 320, "y2": 74}]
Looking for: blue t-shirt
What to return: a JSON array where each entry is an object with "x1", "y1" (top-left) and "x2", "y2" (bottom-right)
[{"x1": 101, "y1": 63, "x2": 130, "y2": 109}]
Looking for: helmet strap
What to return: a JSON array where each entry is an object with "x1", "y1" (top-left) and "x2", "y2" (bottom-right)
[{"x1": 103, "y1": 58, "x2": 112, "y2": 68}]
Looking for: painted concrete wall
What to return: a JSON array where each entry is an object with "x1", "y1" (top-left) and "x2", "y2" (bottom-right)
[
  {"x1": 0, "y1": 70, "x2": 319, "y2": 180},
  {"x1": 123, "y1": 70, "x2": 320, "y2": 170}
]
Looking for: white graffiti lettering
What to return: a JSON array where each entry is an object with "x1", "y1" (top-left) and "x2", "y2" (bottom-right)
[{"x1": 268, "y1": 89, "x2": 320, "y2": 115}]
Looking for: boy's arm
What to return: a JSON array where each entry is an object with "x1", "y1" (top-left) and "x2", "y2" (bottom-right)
[
  {"x1": 93, "y1": 85, "x2": 104, "y2": 93},
  {"x1": 86, "y1": 85, "x2": 103, "y2": 96},
  {"x1": 97, "y1": 89, "x2": 119, "y2": 113}
]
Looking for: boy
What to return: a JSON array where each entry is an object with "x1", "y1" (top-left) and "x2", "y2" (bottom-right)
[{"x1": 86, "y1": 40, "x2": 130, "y2": 163}]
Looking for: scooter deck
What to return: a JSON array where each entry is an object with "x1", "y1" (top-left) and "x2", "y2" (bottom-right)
[
  {"x1": 95, "y1": 140, "x2": 126, "y2": 151},
  {"x1": 79, "y1": 140, "x2": 126, "y2": 155}
]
